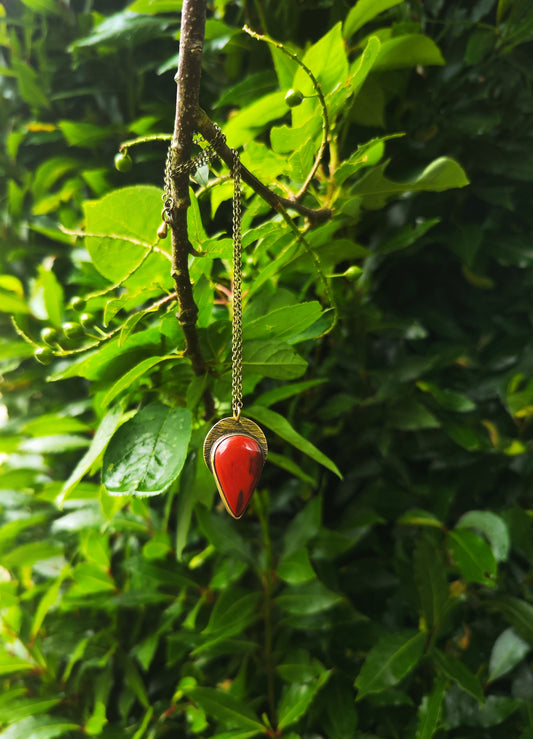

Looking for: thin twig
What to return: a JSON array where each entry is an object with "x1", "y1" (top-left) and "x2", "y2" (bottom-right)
[{"x1": 243, "y1": 25, "x2": 329, "y2": 202}]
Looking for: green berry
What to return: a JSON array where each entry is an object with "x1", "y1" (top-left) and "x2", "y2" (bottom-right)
[
  {"x1": 80, "y1": 312, "x2": 97, "y2": 329},
  {"x1": 40, "y1": 326, "x2": 58, "y2": 345},
  {"x1": 69, "y1": 295, "x2": 85, "y2": 311},
  {"x1": 34, "y1": 346, "x2": 53, "y2": 365},
  {"x1": 285, "y1": 88, "x2": 304, "y2": 107},
  {"x1": 114, "y1": 151, "x2": 133, "y2": 173},
  {"x1": 62, "y1": 321, "x2": 84, "y2": 340},
  {"x1": 344, "y1": 266, "x2": 362, "y2": 281}
]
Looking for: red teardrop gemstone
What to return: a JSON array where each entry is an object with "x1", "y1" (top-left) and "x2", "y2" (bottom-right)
[{"x1": 212, "y1": 434, "x2": 264, "y2": 518}]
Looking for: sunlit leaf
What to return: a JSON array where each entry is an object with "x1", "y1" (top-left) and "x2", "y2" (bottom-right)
[{"x1": 103, "y1": 403, "x2": 192, "y2": 495}]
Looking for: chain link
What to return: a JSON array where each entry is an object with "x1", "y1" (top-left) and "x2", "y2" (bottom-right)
[
  {"x1": 162, "y1": 127, "x2": 226, "y2": 226},
  {"x1": 231, "y1": 149, "x2": 243, "y2": 420}
]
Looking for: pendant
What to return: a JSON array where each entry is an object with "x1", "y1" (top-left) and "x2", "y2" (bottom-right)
[{"x1": 204, "y1": 417, "x2": 268, "y2": 519}]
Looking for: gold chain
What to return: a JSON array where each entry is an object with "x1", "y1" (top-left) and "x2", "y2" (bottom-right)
[
  {"x1": 162, "y1": 126, "x2": 226, "y2": 226},
  {"x1": 231, "y1": 149, "x2": 243, "y2": 420}
]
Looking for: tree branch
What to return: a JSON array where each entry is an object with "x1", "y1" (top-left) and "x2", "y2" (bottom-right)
[
  {"x1": 195, "y1": 109, "x2": 332, "y2": 223},
  {"x1": 170, "y1": 0, "x2": 214, "y2": 418}
]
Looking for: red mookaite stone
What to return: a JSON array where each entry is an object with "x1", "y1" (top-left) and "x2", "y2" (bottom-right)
[{"x1": 212, "y1": 434, "x2": 264, "y2": 518}]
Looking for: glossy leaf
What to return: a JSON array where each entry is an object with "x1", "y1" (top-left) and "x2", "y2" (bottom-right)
[
  {"x1": 100, "y1": 355, "x2": 176, "y2": 409},
  {"x1": 0, "y1": 716, "x2": 80, "y2": 739},
  {"x1": 373, "y1": 34, "x2": 445, "y2": 70},
  {"x1": 352, "y1": 157, "x2": 469, "y2": 209},
  {"x1": 247, "y1": 406, "x2": 342, "y2": 478},
  {"x1": 414, "y1": 535, "x2": 449, "y2": 631},
  {"x1": 278, "y1": 671, "x2": 330, "y2": 730},
  {"x1": 70, "y1": 11, "x2": 170, "y2": 50},
  {"x1": 344, "y1": 0, "x2": 403, "y2": 38},
  {"x1": 103, "y1": 403, "x2": 192, "y2": 495},
  {"x1": 456, "y1": 510, "x2": 510, "y2": 562},
  {"x1": 277, "y1": 547, "x2": 316, "y2": 584},
  {"x1": 58, "y1": 404, "x2": 124, "y2": 505},
  {"x1": 243, "y1": 301, "x2": 323, "y2": 343},
  {"x1": 242, "y1": 341, "x2": 308, "y2": 380},
  {"x1": 276, "y1": 580, "x2": 343, "y2": 616},
  {"x1": 83, "y1": 186, "x2": 171, "y2": 287},
  {"x1": 488, "y1": 628, "x2": 530, "y2": 683},
  {"x1": 490, "y1": 597, "x2": 533, "y2": 645},
  {"x1": 185, "y1": 688, "x2": 264, "y2": 732},
  {"x1": 416, "y1": 676, "x2": 446, "y2": 739},
  {"x1": 446, "y1": 529, "x2": 497, "y2": 586},
  {"x1": 355, "y1": 631, "x2": 425, "y2": 700},
  {"x1": 433, "y1": 649, "x2": 484, "y2": 703}
]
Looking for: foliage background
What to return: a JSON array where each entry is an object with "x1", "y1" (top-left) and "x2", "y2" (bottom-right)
[{"x1": 2, "y1": 0, "x2": 533, "y2": 737}]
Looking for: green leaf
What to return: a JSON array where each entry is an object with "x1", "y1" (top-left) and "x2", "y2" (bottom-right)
[
  {"x1": 224, "y1": 91, "x2": 288, "y2": 148},
  {"x1": 277, "y1": 548, "x2": 316, "y2": 584},
  {"x1": 443, "y1": 690, "x2": 519, "y2": 730},
  {"x1": 49, "y1": 327, "x2": 163, "y2": 382},
  {"x1": 11, "y1": 60, "x2": 49, "y2": 110},
  {"x1": 70, "y1": 11, "x2": 170, "y2": 50},
  {"x1": 243, "y1": 301, "x2": 323, "y2": 343},
  {"x1": 247, "y1": 406, "x2": 342, "y2": 478},
  {"x1": 243, "y1": 341, "x2": 308, "y2": 380},
  {"x1": 58, "y1": 120, "x2": 114, "y2": 148},
  {"x1": 414, "y1": 536, "x2": 449, "y2": 631},
  {"x1": 282, "y1": 496, "x2": 322, "y2": 557},
  {"x1": 277, "y1": 650, "x2": 326, "y2": 683},
  {"x1": 278, "y1": 671, "x2": 330, "y2": 730},
  {"x1": 255, "y1": 379, "x2": 326, "y2": 408},
  {"x1": 320, "y1": 677, "x2": 359, "y2": 739},
  {"x1": 276, "y1": 580, "x2": 343, "y2": 616},
  {"x1": 31, "y1": 573, "x2": 66, "y2": 638},
  {"x1": 102, "y1": 403, "x2": 192, "y2": 495},
  {"x1": 201, "y1": 589, "x2": 261, "y2": 640},
  {"x1": 0, "y1": 716, "x2": 80, "y2": 739},
  {"x1": 416, "y1": 381, "x2": 476, "y2": 413},
  {"x1": 185, "y1": 688, "x2": 264, "y2": 733},
  {"x1": 352, "y1": 157, "x2": 469, "y2": 210},
  {"x1": 0, "y1": 650, "x2": 35, "y2": 677},
  {"x1": 344, "y1": 0, "x2": 403, "y2": 38},
  {"x1": 416, "y1": 676, "x2": 446, "y2": 739},
  {"x1": 0, "y1": 698, "x2": 62, "y2": 724},
  {"x1": 388, "y1": 400, "x2": 440, "y2": 430},
  {"x1": 350, "y1": 35, "x2": 382, "y2": 98},
  {"x1": 355, "y1": 631, "x2": 425, "y2": 700},
  {"x1": 456, "y1": 510, "x2": 510, "y2": 562},
  {"x1": 447, "y1": 529, "x2": 497, "y2": 586},
  {"x1": 2, "y1": 542, "x2": 63, "y2": 570},
  {"x1": 100, "y1": 355, "x2": 176, "y2": 409},
  {"x1": 30, "y1": 265, "x2": 64, "y2": 327},
  {"x1": 490, "y1": 596, "x2": 533, "y2": 645},
  {"x1": 58, "y1": 404, "x2": 125, "y2": 505},
  {"x1": 83, "y1": 186, "x2": 171, "y2": 288},
  {"x1": 373, "y1": 34, "x2": 445, "y2": 70},
  {"x1": 488, "y1": 628, "x2": 530, "y2": 683},
  {"x1": 432, "y1": 649, "x2": 484, "y2": 703},
  {"x1": 294, "y1": 20, "x2": 348, "y2": 98},
  {"x1": 397, "y1": 509, "x2": 444, "y2": 529},
  {"x1": 70, "y1": 562, "x2": 115, "y2": 594}
]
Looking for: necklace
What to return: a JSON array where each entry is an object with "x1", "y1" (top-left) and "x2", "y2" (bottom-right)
[
  {"x1": 163, "y1": 132, "x2": 267, "y2": 518},
  {"x1": 203, "y1": 148, "x2": 267, "y2": 518}
]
